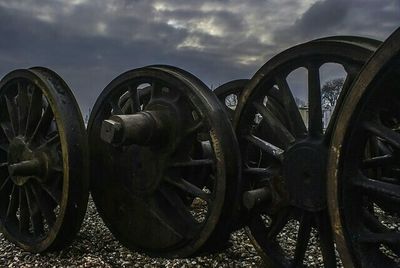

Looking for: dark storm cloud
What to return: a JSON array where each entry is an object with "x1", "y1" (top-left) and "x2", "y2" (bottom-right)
[
  {"x1": 0, "y1": 0, "x2": 398, "y2": 115},
  {"x1": 0, "y1": 3, "x2": 165, "y2": 112},
  {"x1": 287, "y1": 0, "x2": 350, "y2": 38},
  {"x1": 0, "y1": 0, "x2": 267, "y2": 112},
  {"x1": 275, "y1": 0, "x2": 400, "y2": 46}
]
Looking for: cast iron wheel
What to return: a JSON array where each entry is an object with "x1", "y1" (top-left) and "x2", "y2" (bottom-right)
[
  {"x1": 214, "y1": 79, "x2": 248, "y2": 119},
  {"x1": 88, "y1": 65, "x2": 241, "y2": 257},
  {"x1": 328, "y1": 28, "x2": 400, "y2": 267},
  {"x1": 234, "y1": 37, "x2": 381, "y2": 267},
  {"x1": 0, "y1": 67, "x2": 89, "y2": 252}
]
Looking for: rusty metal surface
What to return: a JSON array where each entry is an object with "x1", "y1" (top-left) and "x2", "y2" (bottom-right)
[
  {"x1": 0, "y1": 67, "x2": 89, "y2": 252},
  {"x1": 328, "y1": 27, "x2": 400, "y2": 267},
  {"x1": 233, "y1": 36, "x2": 381, "y2": 267}
]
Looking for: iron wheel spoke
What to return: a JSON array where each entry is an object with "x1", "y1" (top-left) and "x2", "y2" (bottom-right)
[
  {"x1": 183, "y1": 120, "x2": 205, "y2": 137},
  {"x1": 128, "y1": 86, "x2": 141, "y2": 113},
  {"x1": 121, "y1": 99, "x2": 132, "y2": 114},
  {"x1": 292, "y1": 212, "x2": 312, "y2": 267},
  {"x1": 156, "y1": 187, "x2": 200, "y2": 239},
  {"x1": 6, "y1": 185, "x2": 18, "y2": 223},
  {"x1": 4, "y1": 94, "x2": 19, "y2": 136},
  {"x1": 169, "y1": 158, "x2": 213, "y2": 168},
  {"x1": 275, "y1": 75, "x2": 307, "y2": 137},
  {"x1": 352, "y1": 173, "x2": 400, "y2": 202},
  {"x1": 37, "y1": 134, "x2": 60, "y2": 150},
  {"x1": 30, "y1": 182, "x2": 57, "y2": 227},
  {"x1": 0, "y1": 143, "x2": 8, "y2": 153},
  {"x1": 243, "y1": 167, "x2": 275, "y2": 178},
  {"x1": 164, "y1": 177, "x2": 212, "y2": 203},
  {"x1": 362, "y1": 154, "x2": 395, "y2": 169},
  {"x1": 30, "y1": 105, "x2": 54, "y2": 143},
  {"x1": 363, "y1": 208, "x2": 391, "y2": 232},
  {"x1": 358, "y1": 232, "x2": 400, "y2": 245},
  {"x1": 25, "y1": 86, "x2": 43, "y2": 137},
  {"x1": 0, "y1": 176, "x2": 11, "y2": 192},
  {"x1": 0, "y1": 122, "x2": 14, "y2": 142},
  {"x1": 41, "y1": 176, "x2": 63, "y2": 205},
  {"x1": 244, "y1": 134, "x2": 284, "y2": 162},
  {"x1": 17, "y1": 83, "x2": 30, "y2": 135},
  {"x1": 266, "y1": 97, "x2": 289, "y2": 128},
  {"x1": 18, "y1": 187, "x2": 30, "y2": 234},
  {"x1": 307, "y1": 63, "x2": 323, "y2": 136},
  {"x1": 362, "y1": 209, "x2": 400, "y2": 255},
  {"x1": 363, "y1": 121, "x2": 400, "y2": 150},
  {"x1": 150, "y1": 80, "x2": 163, "y2": 100},
  {"x1": 253, "y1": 101, "x2": 295, "y2": 147},
  {"x1": 139, "y1": 86, "x2": 152, "y2": 107},
  {"x1": 267, "y1": 209, "x2": 291, "y2": 240},
  {"x1": 315, "y1": 211, "x2": 337, "y2": 268},
  {"x1": 110, "y1": 99, "x2": 123, "y2": 115},
  {"x1": 51, "y1": 163, "x2": 63, "y2": 173},
  {"x1": 139, "y1": 86, "x2": 152, "y2": 97},
  {"x1": 25, "y1": 185, "x2": 44, "y2": 236},
  {"x1": 248, "y1": 214, "x2": 291, "y2": 266},
  {"x1": 0, "y1": 143, "x2": 9, "y2": 153},
  {"x1": 377, "y1": 139, "x2": 393, "y2": 155}
]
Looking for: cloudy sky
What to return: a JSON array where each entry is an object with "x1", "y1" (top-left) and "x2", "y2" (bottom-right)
[{"x1": 0, "y1": 0, "x2": 398, "y2": 117}]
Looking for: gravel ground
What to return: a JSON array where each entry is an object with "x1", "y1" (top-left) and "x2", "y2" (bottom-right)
[
  {"x1": 0, "y1": 195, "x2": 352, "y2": 267},
  {"x1": 0, "y1": 194, "x2": 364, "y2": 267},
  {"x1": 7, "y1": 195, "x2": 393, "y2": 267},
  {"x1": 0, "y1": 196, "x2": 263, "y2": 267}
]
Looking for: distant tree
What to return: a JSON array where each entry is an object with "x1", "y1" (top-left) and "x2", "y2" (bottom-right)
[{"x1": 321, "y1": 78, "x2": 344, "y2": 109}]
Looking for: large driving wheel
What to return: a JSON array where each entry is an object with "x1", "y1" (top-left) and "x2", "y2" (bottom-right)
[
  {"x1": 328, "y1": 28, "x2": 400, "y2": 267},
  {"x1": 0, "y1": 67, "x2": 89, "y2": 252},
  {"x1": 234, "y1": 36, "x2": 381, "y2": 267},
  {"x1": 88, "y1": 65, "x2": 241, "y2": 257}
]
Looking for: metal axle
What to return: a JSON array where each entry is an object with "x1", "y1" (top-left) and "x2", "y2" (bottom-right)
[
  {"x1": 8, "y1": 159, "x2": 43, "y2": 177},
  {"x1": 101, "y1": 110, "x2": 168, "y2": 146},
  {"x1": 242, "y1": 187, "x2": 271, "y2": 210}
]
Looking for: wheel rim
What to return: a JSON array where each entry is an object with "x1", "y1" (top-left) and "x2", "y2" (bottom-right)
[
  {"x1": 88, "y1": 65, "x2": 241, "y2": 257},
  {"x1": 0, "y1": 67, "x2": 89, "y2": 252},
  {"x1": 328, "y1": 28, "x2": 400, "y2": 267},
  {"x1": 234, "y1": 37, "x2": 380, "y2": 267}
]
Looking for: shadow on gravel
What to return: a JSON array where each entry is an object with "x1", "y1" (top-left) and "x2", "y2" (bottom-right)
[{"x1": 0, "y1": 196, "x2": 263, "y2": 267}]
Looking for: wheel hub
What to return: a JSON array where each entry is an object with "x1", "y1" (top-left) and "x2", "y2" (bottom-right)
[
  {"x1": 8, "y1": 137, "x2": 45, "y2": 185},
  {"x1": 283, "y1": 139, "x2": 327, "y2": 211},
  {"x1": 101, "y1": 103, "x2": 179, "y2": 194},
  {"x1": 129, "y1": 146, "x2": 167, "y2": 194}
]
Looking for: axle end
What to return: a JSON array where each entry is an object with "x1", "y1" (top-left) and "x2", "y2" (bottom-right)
[{"x1": 101, "y1": 119, "x2": 123, "y2": 144}]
